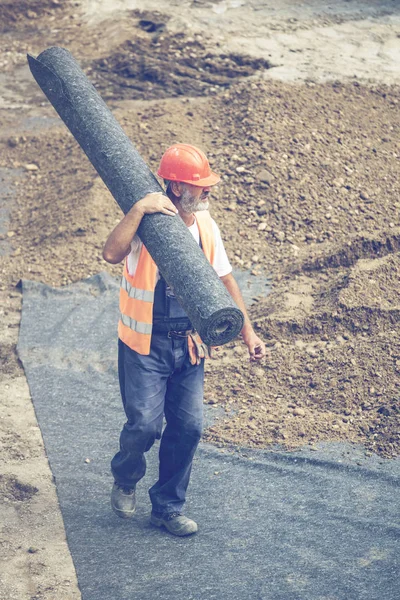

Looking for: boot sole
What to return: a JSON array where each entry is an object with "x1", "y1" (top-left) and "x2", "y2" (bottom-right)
[
  {"x1": 150, "y1": 515, "x2": 198, "y2": 536},
  {"x1": 111, "y1": 505, "x2": 136, "y2": 519}
]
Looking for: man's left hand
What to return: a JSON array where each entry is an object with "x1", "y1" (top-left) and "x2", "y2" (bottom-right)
[
  {"x1": 243, "y1": 332, "x2": 266, "y2": 362},
  {"x1": 188, "y1": 332, "x2": 214, "y2": 366}
]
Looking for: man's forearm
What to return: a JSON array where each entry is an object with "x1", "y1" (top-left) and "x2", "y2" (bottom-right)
[
  {"x1": 103, "y1": 205, "x2": 144, "y2": 264},
  {"x1": 102, "y1": 192, "x2": 177, "y2": 264}
]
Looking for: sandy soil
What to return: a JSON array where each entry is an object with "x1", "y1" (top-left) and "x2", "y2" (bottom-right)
[{"x1": 0, "y1": 1, "x2": 399, "y2": 598}]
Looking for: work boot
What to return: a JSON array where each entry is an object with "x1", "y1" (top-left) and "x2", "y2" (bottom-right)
[
  {"x1": 111, "y1": 483, "x2": 136, "y2": 519},
  {"x1": 150, "y1": 512, "x2": 198, "y2": 536}
]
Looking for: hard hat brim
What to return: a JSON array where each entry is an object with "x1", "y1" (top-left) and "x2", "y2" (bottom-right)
[{"x1": 179, "y1": 171, "x2": 221, "y2": 187}]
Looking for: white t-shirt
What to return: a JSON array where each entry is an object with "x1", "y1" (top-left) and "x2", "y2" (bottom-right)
[{"x1": 126, "y1": 215, "x2": 232, "y2": 280}]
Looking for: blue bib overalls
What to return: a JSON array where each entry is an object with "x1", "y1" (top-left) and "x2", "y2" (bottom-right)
[{"x1": 111, "y1": 277, "x2": 205, "y2": 517}]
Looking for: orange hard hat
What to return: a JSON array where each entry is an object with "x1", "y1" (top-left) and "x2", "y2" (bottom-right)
[{"x1": 157, "y1": 143, "x2": 220, "y2": 187}]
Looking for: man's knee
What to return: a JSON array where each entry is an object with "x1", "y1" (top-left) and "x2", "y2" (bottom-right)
[
  {"x1": 182, "y1": 419, "x2": 203, "y2": 444},
  {"x1": 121, "y1": 419, "x2": 162, "y2": 452}
]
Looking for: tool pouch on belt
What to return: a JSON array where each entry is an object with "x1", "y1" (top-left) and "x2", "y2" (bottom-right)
[{"x1": 187, "y1": 332, "x2": 214, "y2": 366}]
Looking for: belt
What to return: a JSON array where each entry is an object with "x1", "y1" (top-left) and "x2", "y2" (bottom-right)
[{"x1": 167, "y1": 329, "x2": 194, "y2": 339}]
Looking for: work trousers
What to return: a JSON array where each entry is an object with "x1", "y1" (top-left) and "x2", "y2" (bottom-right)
[{"x1": 111, "y1": 335, "x2": 204, "y2": 516}]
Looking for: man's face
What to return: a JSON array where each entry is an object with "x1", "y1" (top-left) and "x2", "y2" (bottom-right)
[{"x1": 179, "y1": 183, "x2": 211, "y2": 213}]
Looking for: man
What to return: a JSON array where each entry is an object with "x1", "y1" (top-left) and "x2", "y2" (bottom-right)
[{"x1": 103, "y1": 143, "x2": 265, "y2": 537}]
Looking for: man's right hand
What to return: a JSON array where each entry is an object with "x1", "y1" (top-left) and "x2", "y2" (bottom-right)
[
  {"x1": 103, "y1": 192, "x2": 177, "y2": 264},
  {"x1": 134, "y1": 192, "x2": 178, "y2": 217}
]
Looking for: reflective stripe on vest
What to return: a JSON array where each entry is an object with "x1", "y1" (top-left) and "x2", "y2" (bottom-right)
[
  {"x1": 119, "y1": 211, "x2": 215, "y2": 355},
  {"x1": 121, "y1": 275, "x2": 155, "y2": 302},
  {"x1": 120, "y1": 312, "x2": 153, "y2": 335}
]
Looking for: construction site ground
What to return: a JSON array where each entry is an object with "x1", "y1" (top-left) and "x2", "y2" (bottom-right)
[{"x1": 0, "y1": 1, "x2": 399, "y2": 598}]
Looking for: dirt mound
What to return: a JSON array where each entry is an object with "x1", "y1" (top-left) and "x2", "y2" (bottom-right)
[
  {"x1": 199, "y1": 80, "x2": 400, "y2": 277},
  {"x1": 204, "y1": 244, "x2": 400, "y2": 458},
  {"x1": 340, "y1": 253, "x2": 400, "y2": 311},
  {"x1": 249, "y1": 241, "x2": 400, "y2": 340},
  {"x1": 302, "y1": 230, "x2": 400, "y2": 272},
  {"x1": 89, "y1": 30, "x2": 272, "y2": 100},
  {"x1": 204, "y1": 327, "x2": 400, "y2": 457},
  {"x1": 0, "y1": 0, "x2": 62, "y2": 31}
]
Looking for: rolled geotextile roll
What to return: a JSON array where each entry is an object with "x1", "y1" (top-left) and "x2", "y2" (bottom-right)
[{"x1": 27, "y1": 47, "x2": 244, "y2": 345}]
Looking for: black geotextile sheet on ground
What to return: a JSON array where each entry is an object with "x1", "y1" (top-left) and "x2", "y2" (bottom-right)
[{"x1": 17, "y1": 273, "x2": 399, "y2": 600}]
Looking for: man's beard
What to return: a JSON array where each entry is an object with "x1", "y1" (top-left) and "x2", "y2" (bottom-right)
[{"x1": 180, "y1": 188, "x2": 209, "y2": 213}]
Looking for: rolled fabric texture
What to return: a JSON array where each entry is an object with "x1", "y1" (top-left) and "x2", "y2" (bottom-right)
[{"x1": 27, "y1": 47, "x2": 244, "y2": 345}]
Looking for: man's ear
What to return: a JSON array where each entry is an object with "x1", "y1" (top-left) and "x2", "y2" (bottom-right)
[{"x1": 171, "y1": 181, "x2": 182, "y2": 197}]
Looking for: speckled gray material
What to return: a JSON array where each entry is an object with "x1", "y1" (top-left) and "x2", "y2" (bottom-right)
[
  {"x1": 27, "y1": 47, "x2": 243, "y2": 345},
  {"x1": 17, "y1": 274, "x2": 400, "y2": 600}
]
